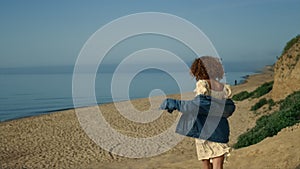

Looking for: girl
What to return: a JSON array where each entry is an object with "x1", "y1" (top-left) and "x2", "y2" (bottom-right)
[{"x1": 160, "y1": 56, "x2": 235, "y2": 169}]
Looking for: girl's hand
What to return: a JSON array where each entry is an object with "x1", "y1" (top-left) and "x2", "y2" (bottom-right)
[{"x1": 159, "y1": 98, "x2": 177, "y2": 113}]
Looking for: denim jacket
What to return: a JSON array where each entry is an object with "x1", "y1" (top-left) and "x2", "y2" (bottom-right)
[{"x1": 160, "y1": 94, "x2": 236, "y2": 143}]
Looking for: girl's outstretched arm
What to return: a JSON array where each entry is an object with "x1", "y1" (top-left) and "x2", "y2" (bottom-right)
[{"x1": 160, "y1": 95, "x2": 235, "y2": 118}]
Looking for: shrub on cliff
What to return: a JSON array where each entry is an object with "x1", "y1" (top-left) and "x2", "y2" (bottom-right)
[
  {"x1": 282, "y1": 34, "x2": 300, "y2": 55},
  {"x1": 251, "y1": 81, "x2": 274, "y2": 98},
  {"x1": 279, "y1": 90, "x2": 300, "y2": 110},
  {"x1": 250, "y1": 98, "x2": 268, "y2": 111},
  {"x1": 232, "y1": 91, "x2": 252, "y2": 101},
  {"x1": 232, "y1": 81, "x2": 274, "y2": 101}
]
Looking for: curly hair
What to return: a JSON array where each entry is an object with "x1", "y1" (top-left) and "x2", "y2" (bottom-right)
[{"x1": 190, "y1": 56, "x2": 224, "y2": 81}]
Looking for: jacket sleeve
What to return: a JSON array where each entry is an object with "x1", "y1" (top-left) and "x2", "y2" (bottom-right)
[
  {"x1": 175, "y1": 99, "x2": 201, "y2": 114},
  {"x1": 160, "y1": 97, "x2": 235, "y2": 118},
  {"x1": 159, "y1": 98, "x2": 178, "y2": 113},
  {"x1": 160, "y1": 97, "x2": 204, "y2": 114}
]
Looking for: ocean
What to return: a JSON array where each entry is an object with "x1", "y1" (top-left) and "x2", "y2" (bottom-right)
[{"x1": 0, "y1": 70, "x2": 254, "y2": 122}]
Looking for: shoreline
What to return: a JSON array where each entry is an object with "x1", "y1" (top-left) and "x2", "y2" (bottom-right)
[
  {"x1": 236, "y1": 65, "x2": 274, "y2": 85},
  {"x1": 0, "y1": 91, "x2": 185, "y2": 123},
  {"x1": 0, "y1": 69, "x2": 259, "y2": 123}
]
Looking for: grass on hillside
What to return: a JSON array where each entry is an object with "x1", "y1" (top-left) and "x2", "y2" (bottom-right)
[
  {"x1": 250, "y1": 98, "x2": 275, "y2": 111},
  {"x1": 233, "y1": 91, "x2": 300, "y2": 149},
  {"x1": 232, "y1": 81, "x2": 273, "y2": 101}
]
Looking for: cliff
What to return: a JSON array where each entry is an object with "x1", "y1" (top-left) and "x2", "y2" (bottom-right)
[{"x1": 272, "y1": 35, "x2": 300, "y2": 101}]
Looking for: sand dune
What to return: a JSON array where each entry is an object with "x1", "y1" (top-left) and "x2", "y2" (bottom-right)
[{"x1": 1, "y1": 68, "x2": 299, "y2": 169}]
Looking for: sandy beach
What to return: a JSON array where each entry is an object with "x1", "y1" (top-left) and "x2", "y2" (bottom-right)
[{"x1": 1, "y1": 68, "x2": 300, "y2": 169}]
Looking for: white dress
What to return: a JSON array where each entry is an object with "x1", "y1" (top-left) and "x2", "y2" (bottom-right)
[{"x1": 193, "y1": 80, "x2": 231, "y2": 161}]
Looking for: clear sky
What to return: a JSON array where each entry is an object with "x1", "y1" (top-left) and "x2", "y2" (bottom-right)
[{"x1": 0, "y1": 0, "x2": 300, "y2": 71}]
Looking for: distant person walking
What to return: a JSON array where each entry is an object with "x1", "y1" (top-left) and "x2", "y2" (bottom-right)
[{"x1": 160, "y1": 56, "x2": 235, "y2": 169}]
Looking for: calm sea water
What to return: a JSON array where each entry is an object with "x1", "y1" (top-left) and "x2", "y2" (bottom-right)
[{"x1": 0, "y1": 71, "x2": 253, "y2": 122}]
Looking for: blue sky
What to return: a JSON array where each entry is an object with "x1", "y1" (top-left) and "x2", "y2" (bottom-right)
[{"x1": 0, "y1": 0, "x2": 300, "y2": 71}]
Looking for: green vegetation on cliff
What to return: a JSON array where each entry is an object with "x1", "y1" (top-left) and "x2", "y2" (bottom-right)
[
  {"x1": 232, "y1": 81, "x2": 273, "y2": 101},
  {"x1": 234, "y1": 91, "x2": 300, "y2": 149},
  {"x1": 282, "y1": 34, "x2": 300, "y2": 55}
]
